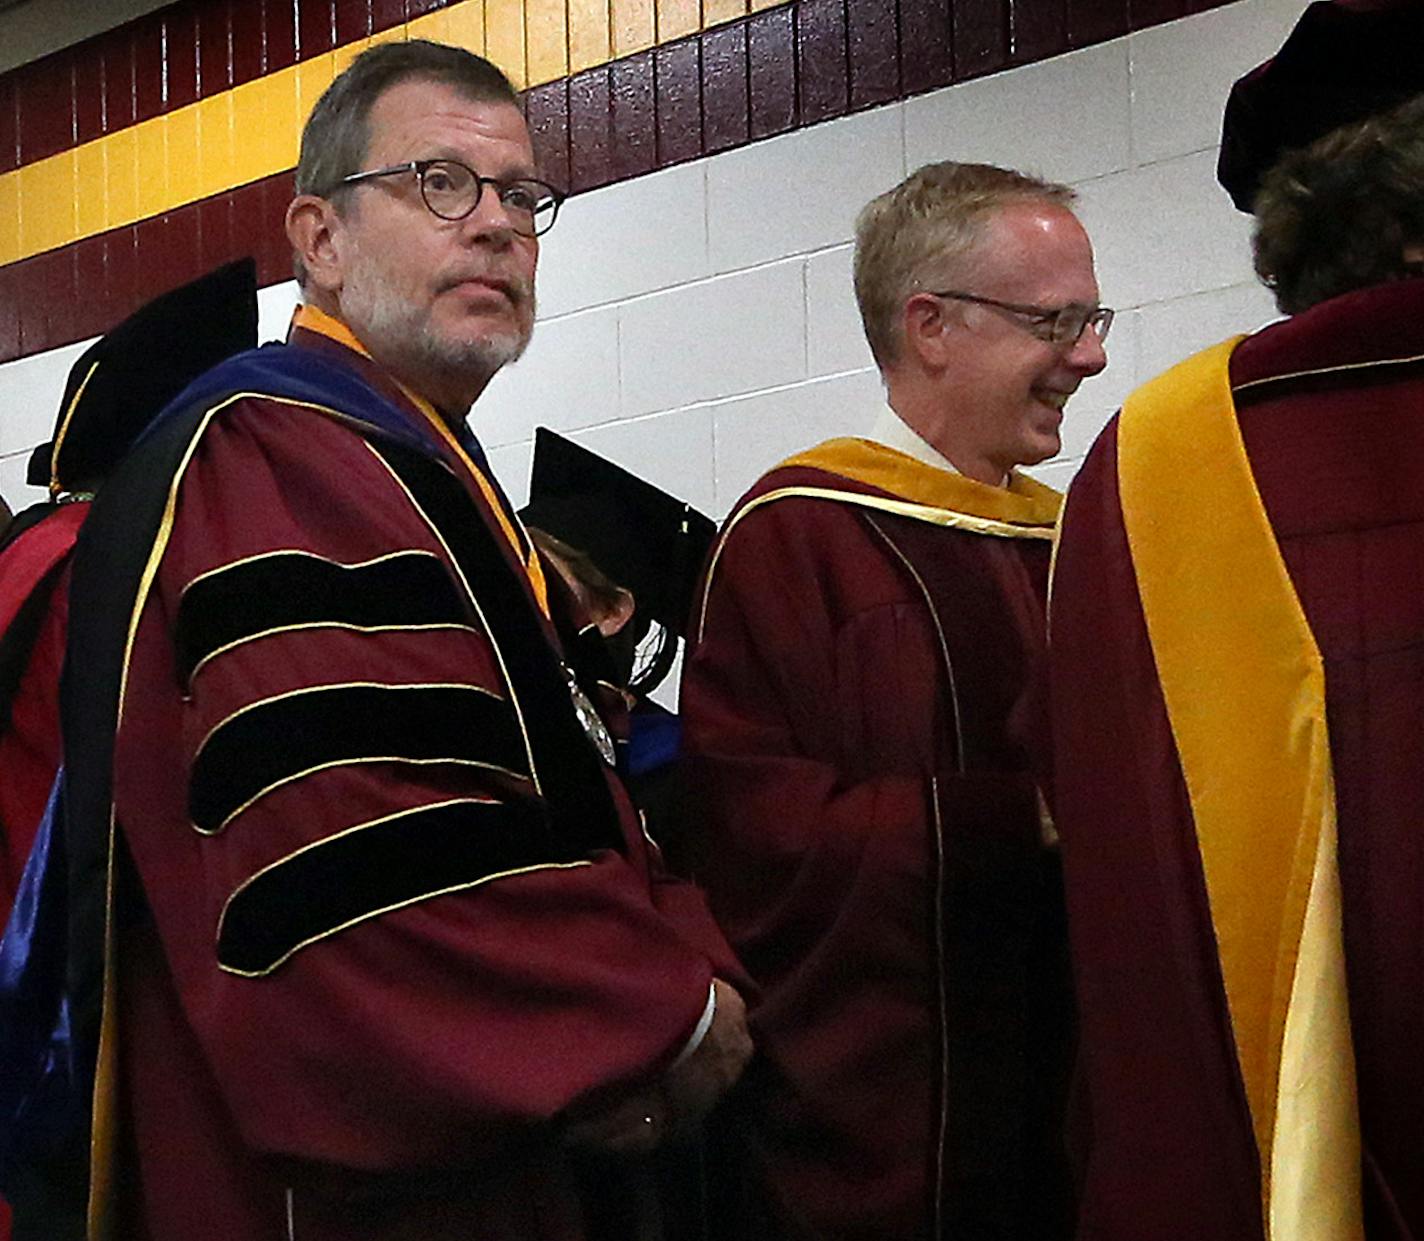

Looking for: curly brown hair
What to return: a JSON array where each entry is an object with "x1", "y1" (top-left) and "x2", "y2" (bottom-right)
[{"x1": 1253, "y1": 93, "x2": 1424, "y2": 315}]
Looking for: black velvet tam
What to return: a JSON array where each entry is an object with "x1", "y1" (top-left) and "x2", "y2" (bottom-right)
[
  {"x1": 520, "y1": 426, "x2": 716, "y2": 637},
  {"x1": 28, "y1": 258, "x2": 258, "y2": 490},
  {"x1": 1218, "y1": 0, "x2": 1424, "y2": 213}
]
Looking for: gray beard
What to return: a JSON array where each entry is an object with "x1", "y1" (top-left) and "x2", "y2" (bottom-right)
[{"x1": 343, "y1": 268, "x2": 534, "y2": 403}]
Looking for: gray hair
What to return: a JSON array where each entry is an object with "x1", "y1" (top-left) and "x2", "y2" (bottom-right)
[{"x1": 292, "y1": 39, "x2": 519, "y2": 283}]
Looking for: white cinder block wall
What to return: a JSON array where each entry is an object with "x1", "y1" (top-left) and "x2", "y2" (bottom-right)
[{"x1": 0, "y1": 0, "x2": 1305, "y2": 517}]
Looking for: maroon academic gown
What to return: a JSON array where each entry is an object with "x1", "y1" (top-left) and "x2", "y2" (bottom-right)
[
  {"x1": 682, "y1": 455, "x2": 1074, "y2": 1240},
  {"x1": 106, "y1": 327, "x2": 741, "y2": 1241},
  {"x1": 1050, "y1": 277, "x2": 1424, "y2": 1241},
  {"x1": 0, "y1": 501, "x2": 87, "y2": 926}
]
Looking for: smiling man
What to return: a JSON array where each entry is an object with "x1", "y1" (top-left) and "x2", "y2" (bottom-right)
[
  {"x1": 681, "y1": 162, "x2": 1109, "y2": 1240},
  {"x1": 55, "y1": 41, "x2": 749, "y2": 1241}
]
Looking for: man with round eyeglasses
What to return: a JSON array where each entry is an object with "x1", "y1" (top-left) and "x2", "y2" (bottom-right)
[
  {"x1": 55, "y1": 38, "x2": 750, "y2": 1241},
  {"x1": 681, "y1": 162, "x2": 1108, "y2": 1240}
]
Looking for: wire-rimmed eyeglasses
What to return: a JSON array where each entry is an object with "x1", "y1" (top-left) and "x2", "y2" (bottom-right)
[
  {"x1": 928, "y1": 290, "x2": 1114, "y2": 347},
  {"x1": 336, "y1": 158, "x2": 564, "y2": 237}
]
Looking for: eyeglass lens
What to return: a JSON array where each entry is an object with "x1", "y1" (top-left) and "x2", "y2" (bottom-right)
[{"x1": 419, "y1": 161, "x2": 558, "y2": 236}]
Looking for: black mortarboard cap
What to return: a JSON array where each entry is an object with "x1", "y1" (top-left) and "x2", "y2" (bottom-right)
[
  {"x1": 27, "y1": 257, "x2": 258, "y2": 490},
  {"x1": 520, "y1": 427, "x2": 717, "y2": 637},
  {"x1": 1218, "y1": 0, "x2": 1424, "y2": 213}
]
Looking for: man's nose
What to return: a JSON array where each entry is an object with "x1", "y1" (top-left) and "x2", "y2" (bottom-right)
[
  {"x1": 462, "y1": 186, "x2": 518, "y2": 244},
  {"x1": 1068, "y1": 325, "x2": 1108, "y2": 376}
]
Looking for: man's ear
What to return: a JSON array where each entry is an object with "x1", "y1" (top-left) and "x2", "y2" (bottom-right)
[
  {"x1": 286, "y1": 195, "x2": 346, "y2": 295},
  {"x1": 901, "y1": 291, "x2": 953, "y2": 368}
]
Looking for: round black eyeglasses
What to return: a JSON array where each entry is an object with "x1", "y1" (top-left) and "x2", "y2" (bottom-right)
[
  {"x1": 336, "y1": 159, "x2": 564, "y2": 237},
  {"x1": 929, "y1": 290, "x2": 1114, "y2": 347}
]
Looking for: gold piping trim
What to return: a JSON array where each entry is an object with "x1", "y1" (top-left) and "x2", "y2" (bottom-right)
[
  {"x1": 863, "y1": 514, "x2": 965, "y2": 773},
  {"x1": 177, "y1": 546, "x2": 447, "y2": 603},
  {"x1": 216, "y1": 796, "x2": 592, "y2": 977},
  {"x1": 92, "y1": 390, "x2": 253, "y2": 1241},
  {"x1": 929, "y1": 774, "x2": 949, "y2": 1241},
  {"x1": 48, "y1": 358, "x2": 100, "y2": 497},
  {"x1": 695, "y1": 484, "x2": 1054, "y2": 640},
  {"x1": 185, "y1": 621, "x2": 481, "y2": 692},
  {"x1": 194, "y1": 755, "x2": 532, "y2": 837},
  {"x1": 363, "y1": 441, "x2": 544, "y2": 797},
  {"x1": 1232, "y1": 348, "x2": 1424, "y2": 395}
]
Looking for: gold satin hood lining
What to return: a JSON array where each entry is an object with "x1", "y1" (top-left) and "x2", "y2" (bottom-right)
[{"x1": 1114, "y1": 337, "x2": 1361, "y2": 1240}]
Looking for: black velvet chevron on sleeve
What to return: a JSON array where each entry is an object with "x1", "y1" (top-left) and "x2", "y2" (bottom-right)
[
  {"x1": 174, "y1": 549, "x2": 472, "y2": 686},
  {"x1": 365, "y1": 440, "x2": 626, "y2": 859},
  {"x1": 216, "y1": 797, "x2": 574, "y2": 976},
  {"x1": 188, "y1": 683, "x2": 530, "y2": 833}
]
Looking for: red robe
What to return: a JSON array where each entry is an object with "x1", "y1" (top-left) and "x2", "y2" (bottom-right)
[
  {"x1": 0, "y1": 501, "x2": 87, "y2": 926},
  {"x1": 1049, "y1": 277, "x2": 1424, "y2": 1241},
  {"x1": 95, "y1": 323, "x2": 741, "y2": 1241},
  {"x1": 682, "y1": 440, "x2": 1074, "y2": 1240}
]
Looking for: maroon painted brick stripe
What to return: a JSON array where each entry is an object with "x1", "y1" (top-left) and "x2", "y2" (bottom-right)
[{"x1": 0, "y1": 0, "x2": 1239, "y2": 366}]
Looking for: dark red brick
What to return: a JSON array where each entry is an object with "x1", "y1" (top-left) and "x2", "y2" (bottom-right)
[
  {"x1": 132, "y1": 11, "x2": 165, "y2": 124},
  {"x1": 654, "y1": 39, "x2": 702, "y2": 168},
  {"x1": 166, "y1": 8, "x2": 201, "y2": 109},
  {"x1": 525, "y1": 79, "x2": 571, "y2": 192},
  {"x1": 1013, "y1": 0, "x2": 1067, "y2": 64},
  {"x1": 336, "y1": 0, "x2": 374, "y2": 48},
  {"x1": 14, "y1": 52, "x2": 75, "y2": 165},
  {"x1": 231, "y1": 0, "x2": 266, "y2": 86},
  {"x1": 297, "y1": 0, "x2": 338, "y2": 60},
  {"x1": 70, "y1": 234, "x2": 110, "y2": 343},
  {"x1": 568, "y1": 66, "x2": 613, "y2": 192},
  {"x1": 749, "y1": 4, "x2": 796, "y2": 140},
  {"x1": 953, "y1": 0, "x2": 1009, "y2": 78},
  {"x1": 796, "y1": 0, "x2": 849, "y2": 125},
  {"x1": 263, "y1": 0, "x2": 300, "y2": 72},
  {"x1": 701, "y1": 22, "x2": 748, "y2": 155},
  {"x1": 611, "y1": 53, "x2": 657, "y2": 182},
  {"x1": 899, "y1": 0, "x2": 954, "y2": 97},
  {"x1": 0, "y1": 265, "x2": 20, "y2": 364},
  {"x1": 0, "y1": 75, "x2": 17, "y2": 172},
  {"x1": 99, "y1": 24, "x2": 137, "y2": 132},
  {"x1": 1067, "y1": 0, "x2": 1129, "y2": 47},
  {"x1": 848, "y1": 0, "x2": 899, "y2": 110},
  {"x1": 74, "y1": 50, "x2": 104, "y2": 146}
]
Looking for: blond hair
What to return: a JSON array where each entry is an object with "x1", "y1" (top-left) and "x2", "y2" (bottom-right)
[{"x1": 853, "y1": 162, "x2": 1074, "y2": 368}]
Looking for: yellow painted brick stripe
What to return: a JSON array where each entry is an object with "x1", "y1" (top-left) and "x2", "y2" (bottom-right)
[{"x1": 0, "y1": 0, "x2": 767, "y2": 268}]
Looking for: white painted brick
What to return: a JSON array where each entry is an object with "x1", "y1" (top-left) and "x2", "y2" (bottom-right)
[
  {"x1": 807, "y1": 244, "x2": 875, "y2": 378},
  {"x1": 711, "y1": 368, "x2": 884, "y2": 513},
  {"x1": 486, "y1": 439, "x2": 534, "y2": 510},
  {"x1": 536, "y1": 162, "x2": 710, "y2": 318},
  {"x1": 619, "y1": 261, "x2": 806, "y2": 417},
  {"x1": 0, "y1": 339, "x2": 92, "y2": 456},
  {"x1": 1022, "y1": 454, "x2": 1084, "y2": 493},
  {"x1": 569, "y1": 407, "x2": 716, "y2": 517},
  {"x1": 1129, "y1": 0, "x2": 1308, "y2": 167},
  {"x1": 1135, "y1": 280, "x2": 1280, "y2": 383},
  {"x1": 707, "y1": 106, "x2": 904, "y2": 275},
  {"x1": 1056, "y1": 307, "x2": 1138, "y2": 461},
  {"x1": 905, "y1": 42, "x2": 1131, "y2": 185},
  {"x1": 0, "y1": 450, "x2": 45, "y2": 513},
  {"x1": 474, "y1": 306, "x2": 621, "y2": 448},
  {"x1": 1075, "y1": 151, "x2": 1256, "y2": 309},
  {"x1": 257, "y1": 280, "x2": 301, "y2": 345}
]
